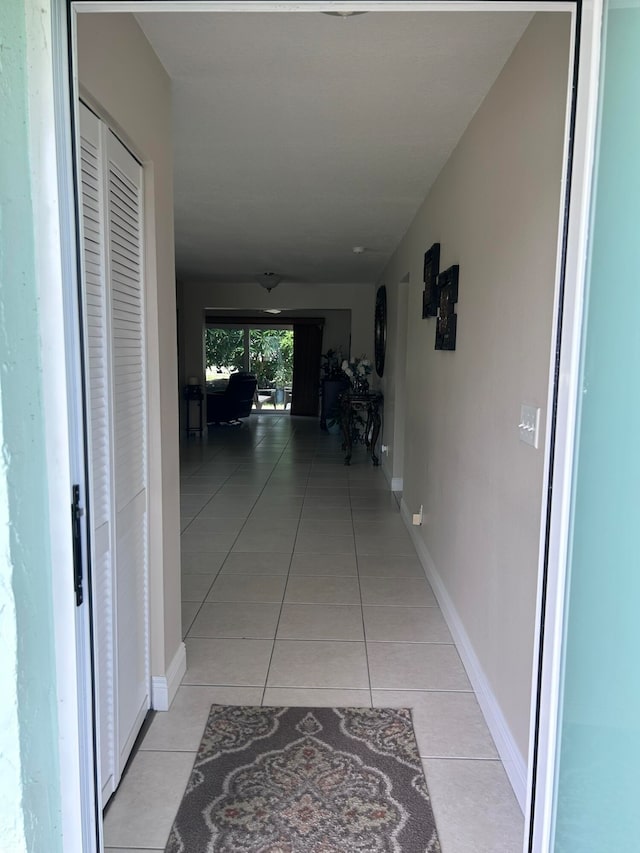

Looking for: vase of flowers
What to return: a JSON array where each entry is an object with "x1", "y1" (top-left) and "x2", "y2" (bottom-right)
[
  {"x1": 321, "y1": 348, "x2": 345, "y2": 380},
  {"x1": 320, "y1": 349, "x2": 349, "y2": 430},
  {"x1": 342, "y1": 355, "x2": 372, "y2": 394}
]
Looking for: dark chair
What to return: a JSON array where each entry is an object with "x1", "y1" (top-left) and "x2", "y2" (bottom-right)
[{"x1": 207, "y1": 372, "x2": 257, "y2": 425}]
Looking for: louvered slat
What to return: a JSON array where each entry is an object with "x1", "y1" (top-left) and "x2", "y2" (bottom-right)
[
  {"x1": 106, "y1": 131, "x2": 149, "y2": 766},
  {"x1": 108, "y1": 152, "x2": 146, "y2": 516},
  {"x1": 80, "y1": 118, "x2": 110, "y2": 535},
  {"x1": 79, "y1": 103, "x2": 116, "y2": 801}
]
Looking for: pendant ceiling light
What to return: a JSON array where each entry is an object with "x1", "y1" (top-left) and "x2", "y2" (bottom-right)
[
  {"x1": 322, "y1": 11, "x2": 368, "y2": 17},
  {"x1": 257, "y1": 272, "x2": 282, "y2": 293}
]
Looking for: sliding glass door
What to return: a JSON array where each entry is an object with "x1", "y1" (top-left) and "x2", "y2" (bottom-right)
[
  {"x1": 204, "y1": 324, "x2": 294, "y2": 411},
  {"x1": 205, "y1": 327, "x2": 246, "y2": 388},
  {"x1": 249, "y1": 329, "x2": 293, "y2": 411}
]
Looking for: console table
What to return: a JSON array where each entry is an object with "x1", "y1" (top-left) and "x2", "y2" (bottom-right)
[
  {"x1": 183, "y1": 384, "x2": 204, "y2": 437},
  {"x1": 338, "y1": 390, "x2": 383, "y2": 466}
]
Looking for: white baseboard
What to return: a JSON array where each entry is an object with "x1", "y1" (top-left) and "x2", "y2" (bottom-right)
[
  {"x1": 399, "y1": 498, "x2": 527, "y2": 811},
  {"x1": 151, "y1": 641, "x2": 186, "y2": 711},
  {"x1": 381, "y1": 464, "x2": 403, "y2": 494}
]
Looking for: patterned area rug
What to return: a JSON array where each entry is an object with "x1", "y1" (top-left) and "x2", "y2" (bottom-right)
[{"x1": 165, "y1": 705, "x2": 441, "y2": 852}]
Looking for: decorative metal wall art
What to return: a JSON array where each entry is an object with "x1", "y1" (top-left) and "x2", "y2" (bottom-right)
[
  {"x1": 374, "y1": 285, "x2": 387, "y2": 377},
  {"x1": 422, "y1": 241, "x2": 459, "y2": 350},
  {"x1": 422, "y1": 243, "x2": 441, "y2": 318},
  {"x1": 435, "y1": 264, "x2": 459, "y2": 351}
]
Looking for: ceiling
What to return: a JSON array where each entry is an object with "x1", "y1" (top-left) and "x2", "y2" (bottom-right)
[{"x1": 135, "y1": 10, "x2": 532, "y2": 285}]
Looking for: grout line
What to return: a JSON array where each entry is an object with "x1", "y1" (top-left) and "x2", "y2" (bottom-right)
[
  {"x1": 370, "y1": 686, "x2": 475, "y2": 693},
  {"x1": 137, "y1": 748, "x2": 199, "y2": 755},
  {"x1": 245, "y1": 637, "x2": 368, "y2": 644},
  {"x1": 255, "y1": 430, "x2": 309, "y2": 705},
  {"x1": 180, "y1": 465, "x2": 240, "y2": 534},
  {"x1": 362, "y1": 638, "x2": 455, "y2": 645},
  {"x1": 420, "y1": 756, "x2": 503, "y2": 763},
  {"x1": 180, "y1": 567, "x2": 225, "y2": 636},
  {"x1": 183, "y1": 626, "x2": 453, "y2": 644},
  {"x1": 175, "y1": 681, "x2": 474, "y2": 694},
  {"x1": 180, "y1": 682, "x2": 267, "y2": 689},
  {"x1": 260, "y1": 432, "x2": 309, "y2": 705},
  {"x1": 181, "y1": 431, "x2": 290, "y2": 643},
  {"x1": 353, "y1": 492, "x2": 374, "y2": 709}
]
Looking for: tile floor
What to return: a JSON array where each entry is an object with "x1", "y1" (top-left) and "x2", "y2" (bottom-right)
[{"x1": 104, "y1": 414, "x2": 523, "y2": 852}]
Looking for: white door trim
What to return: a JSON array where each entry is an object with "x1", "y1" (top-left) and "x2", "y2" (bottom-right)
[
  {"x1": 44, "y1": 1, "x2": 101, "y2": 850},
  {"x1": 45, "y1": 1, "x2": 601, "y2": 850},
  {"x1": 74, "y1": 1, "x2": 576, "y2": 12},
  {"x1": 524, "y1": 0, "x2": 604, "y2": 850}
]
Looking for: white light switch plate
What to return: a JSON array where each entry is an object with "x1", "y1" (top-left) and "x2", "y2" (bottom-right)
[{"x1": 519, "y1": 405, "x2": 540, "y2": 448}]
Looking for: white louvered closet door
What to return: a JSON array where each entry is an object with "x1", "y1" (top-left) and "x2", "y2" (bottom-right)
[
  {"x1": 79, "y1": 104, "x2": 116, "y2": 801},
  {"x1": 78, "y1": 103, "x2": 149, "y2": 804},
  {"x1": 106, "y1": 130, "x2": 149, "y2": 769}
]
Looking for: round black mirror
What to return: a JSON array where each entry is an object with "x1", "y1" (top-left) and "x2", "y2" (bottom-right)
[{"x1": 374, "y1": 285, "x2": 387, "y2": 377}]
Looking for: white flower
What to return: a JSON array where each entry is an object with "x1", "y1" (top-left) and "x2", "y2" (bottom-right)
[{"x1": 342, "y1": 355, "x2": 372, "y2": 383}]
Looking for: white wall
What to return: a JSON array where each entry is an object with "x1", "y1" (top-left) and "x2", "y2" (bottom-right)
[
  {"x1": 379, "y1": 275, "x2": 410, "y2": 488},
  {"x1": 380, "y1": 12, "x2": 571, "y2": 766},
  {"x1": 76, "y1": 13, "x2": 182, "y2": 688},
  {"x1": 179, "y1": 280, "x2": 375, "y2": 388}
]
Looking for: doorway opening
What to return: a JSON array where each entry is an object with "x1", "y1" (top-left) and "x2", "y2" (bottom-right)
[
  {"x1": 205, "y1": 324, "x2": 294, "y2": 412},
  {"x1": 54, "y1": 2, "x2": 600, "y2": 851}
]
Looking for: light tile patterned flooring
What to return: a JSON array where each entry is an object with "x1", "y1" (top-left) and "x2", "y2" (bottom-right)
[{"x1": 104, "y1": 414, "x2": 523, "y2": 852}]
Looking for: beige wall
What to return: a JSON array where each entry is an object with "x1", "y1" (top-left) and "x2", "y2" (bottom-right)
[
  {"x1": 76, "y1": 14, "x2": 182, "y2": 681},
  {"x1": 178, "y1": 280, "x2": 375, "y2": 389},
  {"x1": 380, "y1": 12, "x2": 571, "y2": 761},
  {"x1": 379, "y1": 275, "x2": 410, "y2": 486}
]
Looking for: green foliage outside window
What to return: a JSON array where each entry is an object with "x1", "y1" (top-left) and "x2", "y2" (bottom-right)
[
  {"x1": 205, "y1": 328, "x2": 245, "y2": 374},
  {"x1": 205, "y1": 327, "x2": 293, "y2": 389},
  {"x1": 249, "y1": 330, "x2": 293, "y2": 388}
]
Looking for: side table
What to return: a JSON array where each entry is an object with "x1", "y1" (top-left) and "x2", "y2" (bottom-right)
[{"x1": 184, "y1": 384, "x2": 204, "y2": 436}]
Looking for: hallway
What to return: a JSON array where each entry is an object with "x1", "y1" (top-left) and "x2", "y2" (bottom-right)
[{"x1": 104, "y1": 414, "x2": 523, "y2": 852}]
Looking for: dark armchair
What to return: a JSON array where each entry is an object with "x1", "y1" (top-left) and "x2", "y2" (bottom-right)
[{"x1": 207, "y1": 372, "x2": 258, "y2": 425}]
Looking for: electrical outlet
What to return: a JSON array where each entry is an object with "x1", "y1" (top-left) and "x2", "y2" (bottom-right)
[
  {"x1": 519, "y1": 405, "x2": 541, "y2": 449},
  {"x1": 412, "y1": 505, "x2": 423, "y2": 526},
  {"x1": 381, "y1": 444, "x2": 389, "y2": 455}
]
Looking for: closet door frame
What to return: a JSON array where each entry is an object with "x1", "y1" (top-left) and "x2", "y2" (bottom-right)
[{"x1": 78, "y1": 100, "x2": 151, "y2": 805}]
